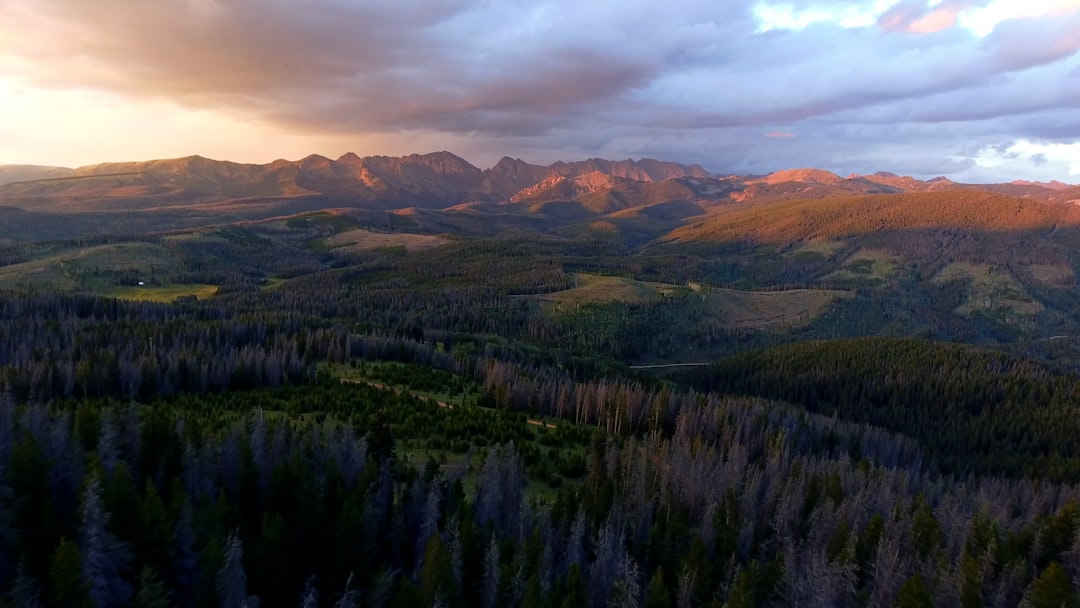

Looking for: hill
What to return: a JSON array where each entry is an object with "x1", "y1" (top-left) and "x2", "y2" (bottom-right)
[
  {"x1": 665, "y1": 190, "x2": 1080, "y2": 244},
  {"x1": 0, "y1": 164, "x2": 74, "y2": 185}
]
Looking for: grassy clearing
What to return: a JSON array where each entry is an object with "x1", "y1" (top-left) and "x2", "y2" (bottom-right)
[
  {"x1": 933, "y1": 262, "x2": 1043, "y2": 317},
  {"x1": 585, "y1": 221, "x2": 619, "y2": 233},
  {"x1": 322, "y1": 228, "x2": 449, "y2": 252},
  {"x1": 787, "y1": 239, "x2": 846, "y2": 258},
  {"x1": 1028, "y1": 264, "x2": 1075, "y2": 286},
  {"x1": 537, "y1": 273, "x2": 685, "y2": 306},
  {"x1": 707, "y1": 288, "x2": 852, "y2": 329},
  {"x1": 260, "y1": 277, "x2": 289, "y2": 291},
  {"x1": 329, "y1": 361, "x2": 478, "y2": 408},
  {"x1": 0, "y1": 242, "x2": 180, "y2": 292},
  {"x1": 283, "y1": 212, "x2": 363, "y2": 233},
  {"x1": 0, "y1": 256, "x2": 82, "y2": 291},
  {"x1": 823, "y1": 248, "x2": 901, "y2": 286},
  {"x1": 0, "y1": 240, "x2": 216, "y2": 302},
  {"x1": 539, "y1": 273, "x2": 848, "y2": 331},
  {"x1": 96, "y1": 284, "x2": 219, "y2": 302}
]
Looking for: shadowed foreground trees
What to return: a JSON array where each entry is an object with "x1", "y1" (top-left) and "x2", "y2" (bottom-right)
[{"x1": 2, "y1": 377, "x2": 1080, "y2": 606}]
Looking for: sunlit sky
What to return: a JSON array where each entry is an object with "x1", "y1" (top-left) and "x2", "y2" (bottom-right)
[{"x1": 2, "y1": 0, "x2": 1079, "y2": 182}]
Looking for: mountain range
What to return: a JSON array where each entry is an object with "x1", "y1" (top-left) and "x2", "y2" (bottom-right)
[{"x1": 1, "y1": 151, "x2": 1078, "y2": 242}]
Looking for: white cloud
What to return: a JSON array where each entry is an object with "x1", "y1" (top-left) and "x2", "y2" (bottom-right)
[
  {"x1": 753, "y1": 0, "x2": 900, "y2": 31},
  {"x1": 960, "y1": 0, "x2": 1080, "y2": 36}
]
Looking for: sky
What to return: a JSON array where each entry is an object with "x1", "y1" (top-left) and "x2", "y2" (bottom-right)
[{"x1": 1, "y1": 0, "x2": 1079, "y2": 183}]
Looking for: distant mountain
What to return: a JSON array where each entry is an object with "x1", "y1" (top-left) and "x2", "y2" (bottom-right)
[
  {"x1": 0, "y1": 165, "x2": 74, "y2": 186},
  {"x1": 1013, "y1": 179, "x2": 1072, "y2": 191},
  {"x1": 0, "y1": 152, "x2": 713, "y2": 215}
]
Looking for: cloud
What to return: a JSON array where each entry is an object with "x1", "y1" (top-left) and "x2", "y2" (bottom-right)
[
  {"x1": 1, "y1": 0, "x2": 1080, "y2": 181},
  {"x1": 1, "y1": 0, "x2": 747, "y2": 138},
  {"x1": 878, "y1": 0, "x2": 978, "y2": 33}
]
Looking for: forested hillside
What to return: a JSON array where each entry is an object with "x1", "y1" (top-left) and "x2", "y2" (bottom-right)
[
  {"x1": 677, "y1": 337, "x2": 1080, "y2": 480},
  {"x1": 3, "y1": 158, "x2": 1080, "y2": 605},
  {"x1": 4, "y1": 289, "x2": 1080, "y2": 607}
]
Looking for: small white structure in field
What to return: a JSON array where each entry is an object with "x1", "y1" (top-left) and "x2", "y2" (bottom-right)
[{"x1": 138, "y1": 281, "x2": 145, "y2": 286}]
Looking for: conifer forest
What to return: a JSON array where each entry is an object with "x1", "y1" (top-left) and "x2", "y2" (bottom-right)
[{"x1": 4, "y1": 173, "x2": 1080, "y2": 608}]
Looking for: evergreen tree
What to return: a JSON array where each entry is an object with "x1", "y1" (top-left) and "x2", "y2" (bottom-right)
[
  {"x1": 724, "y1": 566, "x2": 756, "y2": 608},
  {"x1": 896, "y1": 574, "x2": 934, "y2": 608},
  {"x1": 49, "y1": 537, "x2": 90, "y2": 608},
  {"x1": 132, "y1": 567, "x2": 173, "y2": 608},
  {"x1": 79, "y1": 476, "x2": 132, "y2": 608},
  {"x1": 560, "y1": 564, "x2": 586, "y2": 608},
  {"x1": 332, "y1": 573, "x2": 360, "y2": 608},
  {"x1": 1030, "y1": 562, "x2": 1079, "y2": 608},
  {"x1": 0, "y1": 396, "x2": 13, "y2": 588},
  {"x1": 367, "y1": 568, "x2": 397, "y2": 608},
  {"x1": 521, "y1": 573, "x2": 543, "y2": 608},
  {"x1": 480, "y1": 535, "x2": 500, "y2": 608},
  {"x1": 217, "y1": 533, "x2": 256, "y2": 608},
  {"x1": 643, "y1": 567, "x2": 670, "y2": 608},
  {"x1": 9, "y1": 561, "x2": 42, "y2": 608},
  {"x1": 169, "y1": 500, "x2": 197, "y2": 608},
  {"x1": 419, "y1": 535, "x2": 459, "y2": 608},
  {"x1": 298, "y1": 577, "x2": 318, "y2": 608}
]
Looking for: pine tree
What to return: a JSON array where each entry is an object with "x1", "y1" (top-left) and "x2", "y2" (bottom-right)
[
  {"x1": 419, "y1": 534, "x2": 460, "y2": 608},
  {"x1": 611, "y1": 555, "x2": 641, "y2": 608},
  {"x1": 589, "y1": 513, "x2": 624, "y2": 608},
  {"x1": 0, "y1": 394, "x2": 13, "y2": 588},
  {"x1": 135, "y1": 481, "x2": 172, "y2": 579},
  {"x1": 132, "y1": 567, "x2": 173, "y2": 608},
  {"x1": 0, "y1": 484, "x2": 13, "y2": 592},
  {"x1": 80, "y1": 476, "x2": 132, "y2": 608},
  {"x1": 217, "y1": 533, "x2": 256, "y2": 608},
  {"x1": 298, "y1": 577, "x2": 318, "y2": 608},
  {"x1": 896, "y1": 574, "x2": 934, "y2": 608},
  {"x1": 1030, "y1": 562, "x2": 1079, "y2": 608},
  {"x1": 643, "y1": 567, "x2": 670, "y2": 608},
  {"x1": 170, "y1": 500, "x2": 197, "y2": 608},
  {"x1": 724, "y1": 566, "x2": 756, "y2": 608},
  {"x1": 9, "y1": 561, "x2": 42, "y2": 608},
  {"x1": 366, "y1": 568, "x2": 397, "y2": 608},
  {"x1": 560, "y1": 564, "x2": 586, "y2": 608},
  {"x1": 97, "y1": 413, "x2": 119, "y2": 477},
  {"x1": 521, "y1": 573, "x2": 543, "y2": 608},
  {"x1": 480, "y1": 535, "x2": 500, "y2": 608},
  {"x1": 49, "y1": 537, "x2": 90, "y2": 608},
  {"x1": 332, "y1": 573, "x2": 360, "y2": 608},
  {"x1": 473, "y1": 443, "x2": 523, "y2": 538}
]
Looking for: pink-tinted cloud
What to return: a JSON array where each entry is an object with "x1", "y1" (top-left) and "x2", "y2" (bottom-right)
[
  {"x1": 909, "y1": 5, "x2": 965, "y2": 33},
  {"x1": 879, "y1": 0, "x2": 976, "y2": 34},
  {"x1": 766, "y1": 131, "x2": 796, "y2": 138}
]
